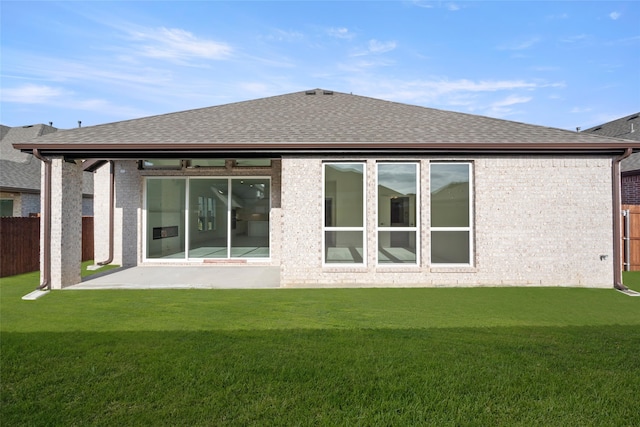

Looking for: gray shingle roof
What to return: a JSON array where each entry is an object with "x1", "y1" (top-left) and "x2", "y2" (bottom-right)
[
  {"x1": 583, "y1": 113, "x2": 640, "y2": 172},
  {"x1": 12, "y1": 89, "x2": 639, "y2": 155},
  {"x1": 1, "y1": 124, "x2": 57, "y2": 192},
  {"x1": 1, "y1": 124, "x2": 93, "y2": 193}
]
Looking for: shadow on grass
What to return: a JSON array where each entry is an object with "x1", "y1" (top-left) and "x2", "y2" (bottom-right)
[{"x1": 2, "y1": 326, "x2": 639, "y2": 426}]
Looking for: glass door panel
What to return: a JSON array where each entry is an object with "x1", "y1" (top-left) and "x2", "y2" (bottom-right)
[
  {"x1": 146, "y1": 178, "x2": 186, "y2": 259},
  {"x1": 188, "y1": 179, "x2": 228, "y2": 258},
  {"x1": 230, "y1": 179, "x2": 270, "y2": 258}
]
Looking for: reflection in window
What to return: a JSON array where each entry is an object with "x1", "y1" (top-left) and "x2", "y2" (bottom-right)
[
  {"x1": 377, "y1": 163, "x2": 418, "y2": 264},
  {"x1": 323, "y1": 163, "x2": 365, "y2": 264},
  {"x1": 430, "y1": 163, "x2": 472, "y2": 265}
]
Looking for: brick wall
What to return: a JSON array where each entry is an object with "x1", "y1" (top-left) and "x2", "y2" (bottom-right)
[
  {"x1": 622, "y1": 174, "x2": 640, "y2": 205},
  {"x1": 280, "y1": 155, "x2": 613, "y2": 288}
]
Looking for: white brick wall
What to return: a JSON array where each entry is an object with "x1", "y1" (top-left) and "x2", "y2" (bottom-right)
[
  {"x1": 47, "y1": 158, "x2": 83, "y2": 289},
  {"x1": 280, "y1": 155, "x2": 614, "y2": 288}
]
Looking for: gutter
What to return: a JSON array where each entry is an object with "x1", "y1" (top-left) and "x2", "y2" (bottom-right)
[
  {"x1": 96, "y1": 161, "x2": 114, "y2": 266},
  {"x1": 32, "y1": 149, "x2": 51, "y2": 291},
  {"x1": 613, "y1": 148, "x2": 633, "y2": 290}
]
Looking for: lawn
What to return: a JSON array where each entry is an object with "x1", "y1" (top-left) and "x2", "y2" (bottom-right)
[{"x1": 1, "y1": 270, "x2": 639, "y2": 426}]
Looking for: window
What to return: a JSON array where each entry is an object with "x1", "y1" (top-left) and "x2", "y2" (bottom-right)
[
  {"x1": 377, "y1": 163, "x2": 419, "y2": 264},
  {"x1": 0, "y1": 199, "x2": 14, "y2": 217},
  {"x1": 188, "y1": 159, "x2": 226, "y2": 168},
  {"x1": 235, "y1": 159, "x2": 272, "y2": 167},
  {"x1": 141, "y1": 159, "x2": 182, "y2": 169},
  {"x1": 323, "y1": 163, "x2": 365, "y2": 264},
  {"x1": 430, "y1": 163, "x2": 473, "y2": 265}
]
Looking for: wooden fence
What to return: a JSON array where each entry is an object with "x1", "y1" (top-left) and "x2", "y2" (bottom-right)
[
  {"x1": 0, "y1": 217, "x2": 94, "y2": 278},
  {"x1": 622, "y1": 205, "x2": 640, "y2": 271}
]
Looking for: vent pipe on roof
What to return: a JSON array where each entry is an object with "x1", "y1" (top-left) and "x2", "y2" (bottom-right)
[{"x1": 78, "y1": 121, "x2": 82, "y2": 128}]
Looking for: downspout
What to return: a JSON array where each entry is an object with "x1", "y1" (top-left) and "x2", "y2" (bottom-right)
[
  {"x1": 613, "y1": 148, "x2": 633, "y2": 290},
  {"x1": 97, "y1": 161, "x2": 114, "y2": 265},
  {"x1": 33, "y1": 149, "x2": 51, "y2": 291}
]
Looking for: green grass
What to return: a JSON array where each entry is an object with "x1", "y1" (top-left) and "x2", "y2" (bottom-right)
[{"x1": 1, "y1": 270, "x2": 639, "y2": 426}]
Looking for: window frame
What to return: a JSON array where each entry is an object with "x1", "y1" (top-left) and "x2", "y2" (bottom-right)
[
  {"x1": 322, "y1": 162, "x2": 367, "y2": 267},
  {"x1": 429, "y1": 162, "x2": 474, "y2": 267},
  {"x1": 376, "y1": 162, "x2": 420, "y2": 266},
  {"x1": 143, "y1": 176, "x2": 271, "y2": 262}
]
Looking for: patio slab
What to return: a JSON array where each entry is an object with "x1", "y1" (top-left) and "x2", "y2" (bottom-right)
[{"x1": 68, "y1": 265, "x2": 281, "y2": 290}]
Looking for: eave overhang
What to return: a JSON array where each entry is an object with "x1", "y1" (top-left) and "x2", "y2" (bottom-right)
[{"x1": 14, "y1": 141, "x2": 640, "y2": 161}]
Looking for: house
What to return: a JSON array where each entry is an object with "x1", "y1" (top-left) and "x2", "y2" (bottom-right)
[
  {"x1": 12, "y1": 89, "x2": 639, "y2": 289},
  {"x1": 0, "y1": 124, "x2": 94, "y2": 217},
  {"x1": 583, "y1": 113, "x2": 640, "y2": 205}
]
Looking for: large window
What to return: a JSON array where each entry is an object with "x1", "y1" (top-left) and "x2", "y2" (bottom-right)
[
  {"x1": 146, "y1": 177, "x2": 270, "y2": 260},
  {"x1": 377, "y1": 163, "x2": 419, "y2": 264},
  {"x1": 430, "y1": 163, "x2": 472, "y2": 265},
  {"x1": 323, "y1": 163, "x2": 365, "y2": 264}
]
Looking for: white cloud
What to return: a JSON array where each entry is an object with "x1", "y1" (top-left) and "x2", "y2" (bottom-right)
[
  {"x1": 265, "y1": 29, "x2": 305, "y2": 42},
  {"x1": 411, "y1": 1, "x2": 434, "y2": 9},
  {"x1": 1, "y1": 84, "x2": 69, "y2": 104},
  {"x1": 560, "y1": 34, "x2": 588, "y2": 43},
  {"x1": 128, "y1": 27, "x2": 232, "y2": 63},
  {"x1": 609, "y1": 11, "x2": 621, "y2": 20},
  {"x1": 491, "y1": 95, "x2": 533, "y2": 108},
  {"x1": 411, "y1": 1, "x2": 461, "y2": 11},
  {"x1": 327, "y1": 27, "x2": 354, "y2": 39},
  {"x1": 1, "y1": 83, "x2": 148, "y2": 121},
  {"x1": 498, "y1": 37, "x2": 541, "y2": 51},
  {"x1": 368, "y1": 39, "x2": 397, "y2": 54},
  {"x1": 570, "y1": 107, "x2": 593, "y2": 114}
]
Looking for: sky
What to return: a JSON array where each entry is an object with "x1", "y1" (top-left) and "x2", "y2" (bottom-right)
[{"x1": 1, "y1": 1, "x2": 639, "y2": 132}]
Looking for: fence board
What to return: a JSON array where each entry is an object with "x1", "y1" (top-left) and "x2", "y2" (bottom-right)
[
  {"x1": 622, "y1": 205, "x2": 640, "y2": 272},
  {"x1": 0, "y1": 217, "x2": 94, "y2": 278},
  {"x1": 0, "y1": 217, "x2": 40, "y2": 277}
]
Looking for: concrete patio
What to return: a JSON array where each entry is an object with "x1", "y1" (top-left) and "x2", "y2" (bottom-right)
[{"x1": 68, "y1": 265, "x2": 281, "y2": 290}]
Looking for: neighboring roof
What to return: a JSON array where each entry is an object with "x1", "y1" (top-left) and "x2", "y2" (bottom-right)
[
  {"x1": 0, "y1": 124, "x2": 57, "y2": 192},
  {"x1": 1, "y1": 124, "x2": 93, "y2": 194},
  {"x1": 583, "y1": 113, "x2": 640, "y2": 173},
  {"x1": 13, "y1": 89, "x2": 639, "y2": 158}
]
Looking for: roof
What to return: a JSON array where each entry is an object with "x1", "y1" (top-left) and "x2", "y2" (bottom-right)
[
  {"x1": 1, "y1": 124, "x2": 57, "y2": 192},
  {"x1": 583, "y1": 113, "x2": 640, "y2": 173},
  {"x1": 1, "y1": 124, "x2": 93, "y2": 194},
  {"x1": 13, "y1": 89, "x2": 639, "y2": 158}
]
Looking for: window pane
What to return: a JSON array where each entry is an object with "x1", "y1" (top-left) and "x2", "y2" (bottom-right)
[
  {"x1": 324, "y1": 164, "x2": 364, "y2": 227},
  {"x1": 431, "y1": 231, "x2": 470, "y2": 264},
  {"x1": 146, "y1": 179, "x2": 186, "y2": 259},
  {"x1": 188, "y1": 179, "x2": 228, "y2": 258},
  {"x1": 378, "y1": 231, "x2": 417, "y2": 264},
  {"x1": 189, "y1": 159, "x2": 225, "y2": 168},
  {"x1": 235, "y1": 159, "x2": 271, "y2": 167},
  {"x1": 231, "y1": 179, "x2": 270, "y2": 258},
  {"x1": 325, "y1": 231, "x2": 364, "y2": 264},
  {"x1": 378, "y1": 163, "x2": 417, "y2": 227},
  {"x1": 0, "y1": 199, "x2": 14, "y2": 217},
  {"x1": 431, "y1": 163, "x2": 470, "y2": 227},
  {"x1": 143, "y1": 159, "x2": 182, "y2": 169}
]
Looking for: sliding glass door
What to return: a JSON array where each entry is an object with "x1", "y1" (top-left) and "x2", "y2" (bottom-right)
[{"x1": 146, "y1": 177, "x2": 270, "y2": 260}]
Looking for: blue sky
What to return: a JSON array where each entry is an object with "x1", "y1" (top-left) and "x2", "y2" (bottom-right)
[{"x1": 1, "y1": 1, "x2": 639, "y2": 131}]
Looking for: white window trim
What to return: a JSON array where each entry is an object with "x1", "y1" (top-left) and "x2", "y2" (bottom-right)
[
  {"x1": 376, "y1": 162, "x2": 420, "y2": 267},
  {"x1": 322, "y1": 162, "x2": 367, "y2": 267},
  {"x1": 429, "y1": 162, "x2": 474, "y2": 267}
]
